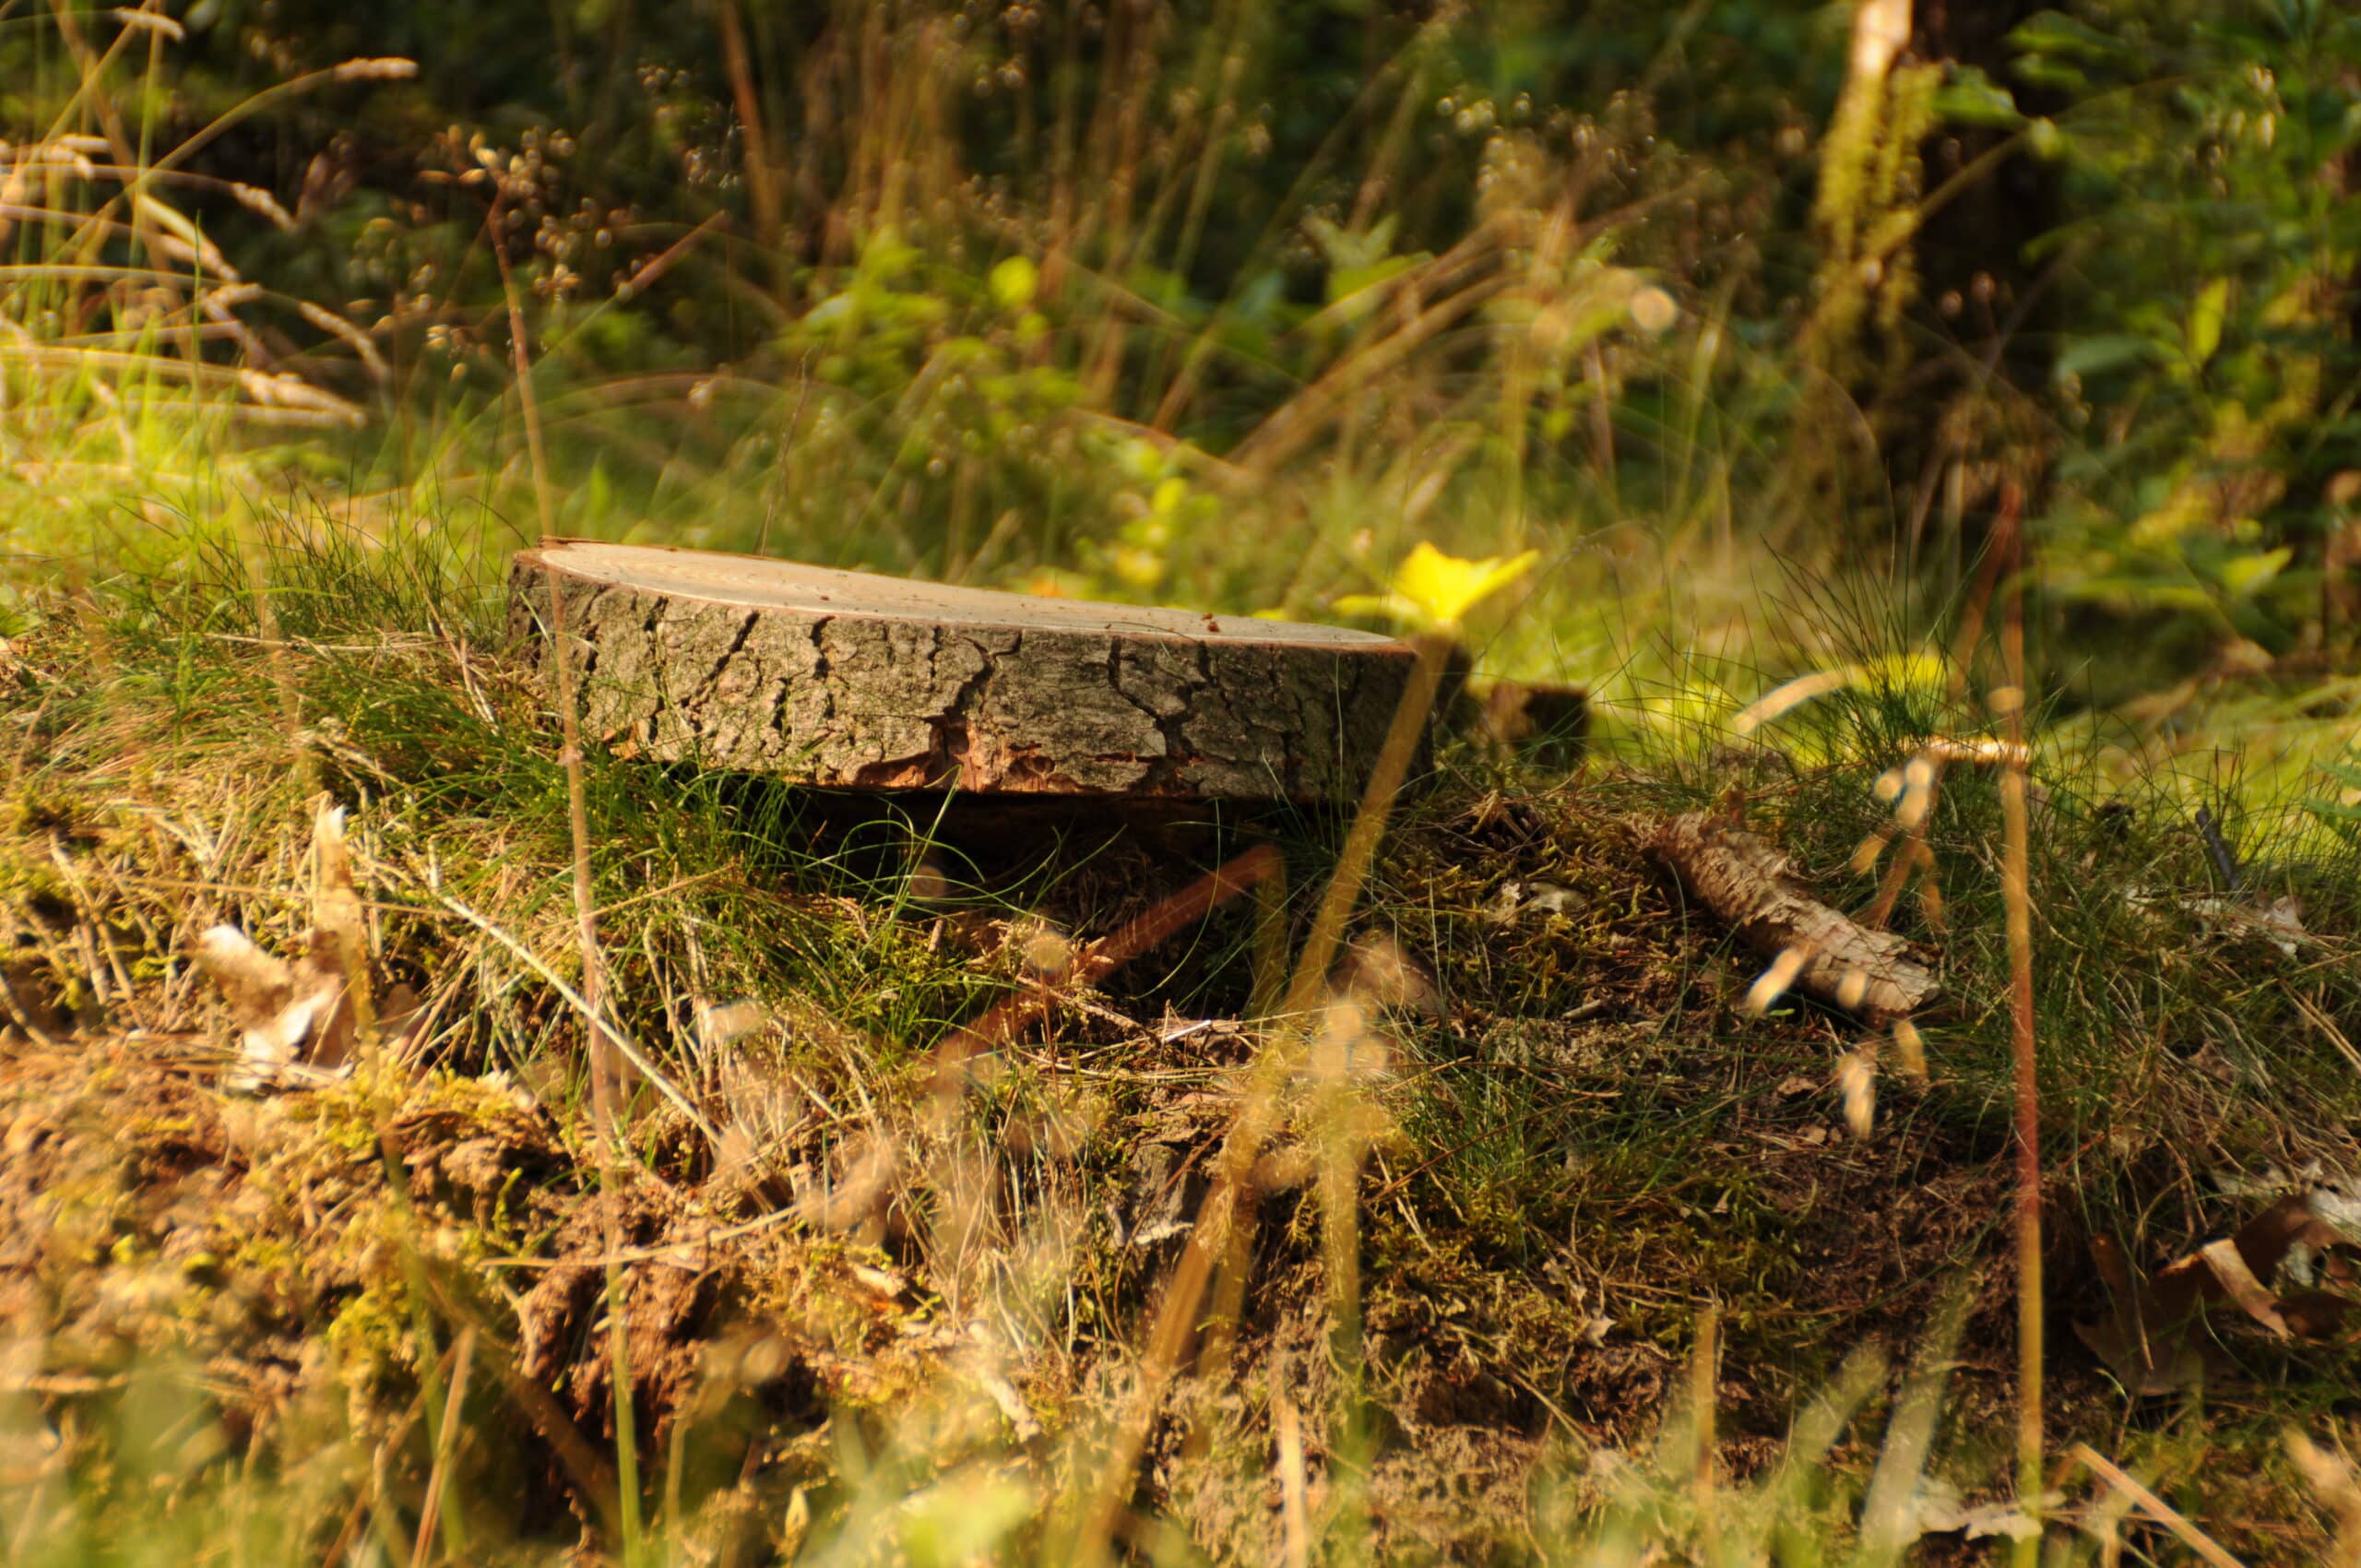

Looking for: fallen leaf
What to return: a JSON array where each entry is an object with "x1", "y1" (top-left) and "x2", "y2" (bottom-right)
[
  {"x1": 2173, "y1": 1238, "x2": 2287, "y2": 1336},
  {"x1": 2077, "y1": 1194, "x2": 2361, "y2": 1394},
  {"x1": 2231, "y1": 1192, "x2": 2348, "y2": 1280},
  {"x1": 1523, "y1": 881, "x2": 1584, "y2": 918},
  {"x1": 2075, "y1": 1234, "x2": 2208, "y2": 1396},
  {"x1": 694, "y1": 998, "x2": 768, "y2": 1051}
]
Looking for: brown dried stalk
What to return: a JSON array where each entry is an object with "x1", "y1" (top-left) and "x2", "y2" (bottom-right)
[
  {"x1": 492, "y1": 183, "x2": 642, "y2": 1550},
  {"x1": 1996, "y1": 484, "x2": 2046, "y2": 1563}
]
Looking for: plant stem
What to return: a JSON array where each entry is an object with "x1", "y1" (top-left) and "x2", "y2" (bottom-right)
[
  {"x1": 493, "y1": 186, "x2": 642, "y2": 1560},
  {"x1": 1996, "y1": 481, "x2": 2044, "y2": 1562}
]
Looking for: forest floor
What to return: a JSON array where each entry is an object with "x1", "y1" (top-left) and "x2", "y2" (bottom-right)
[{"x1": 3, "y1": 534, "x2": 2359, "y2": 1565}]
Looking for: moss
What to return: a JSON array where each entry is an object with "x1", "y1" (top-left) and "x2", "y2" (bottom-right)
[{"x1": 322, "y1": 1272, "x2": 422, "y2": 1398}]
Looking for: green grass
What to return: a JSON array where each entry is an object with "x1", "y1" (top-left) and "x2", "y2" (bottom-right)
[
  {"x1": 0, "y1": 519, "x2": 2357, "y2": 1562},
  {"x1": 6, "y1": 4, "x2": 2361, "y2": 1561}
]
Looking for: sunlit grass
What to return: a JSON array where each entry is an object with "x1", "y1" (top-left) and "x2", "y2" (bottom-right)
[
  {"x1": 4, "y1": 3, "x2": 2361, "y2": 1562},
  {"x1": 7, "y1": 509, "x2": 2355, "y2": 1562}
]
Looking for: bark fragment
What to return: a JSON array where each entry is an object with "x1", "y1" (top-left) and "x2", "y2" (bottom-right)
[{"x1": 1649, "y1": 810, "x2": 1940, "y2": 1022}]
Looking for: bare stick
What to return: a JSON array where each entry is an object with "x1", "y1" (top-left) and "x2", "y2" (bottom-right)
[
  {"x1": 2069, "y1": 1444, "x2": 2247, "y2": 1568},
  {"x1": 717, "y1": 0, "x2": 783, "y2": 247},
  {"x1": 409, "y1": 1326, "x2": 477, "y2": 1568},
  {"x1": 1649, "y1": 813, "x2": 1939, "y2": 1021},
  {"x1": 492, "y1": 206, "x2": 610, "y2": 1116},
  {"x1": 491, "y1": 186, "x2": 642, "y2": 1552},
  {"x1": 1281, "y1": 633, "x2": 1453, "y2": 1016},
  {"x1": 931, "y1": 842, "x2": 1280, "y2": 1088},
  {"x1": 1996, "y1": 483, "x2": 2045, "y2": 1562}
]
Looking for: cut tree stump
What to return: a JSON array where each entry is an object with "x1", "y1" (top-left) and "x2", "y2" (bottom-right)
[{"x1": 508, "y1": 540, "x2": 1421, "y2": 804}]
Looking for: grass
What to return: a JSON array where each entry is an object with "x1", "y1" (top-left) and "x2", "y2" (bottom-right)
[
  {"x1": 5, "y1": 3, "x2": 2361, "y2": 1561},
  {"x1": 0, "y1": 517, "x2": 2357, "y2": 1562}
]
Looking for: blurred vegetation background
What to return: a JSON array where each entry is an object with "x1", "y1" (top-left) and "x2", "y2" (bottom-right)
[{"x1": 4, "y1": 0, "x2": 2359, "y2": 832}]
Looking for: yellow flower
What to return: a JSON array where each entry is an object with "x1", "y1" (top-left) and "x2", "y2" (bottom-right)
[{"x1": 1336, "y1": 541, "x2": 1540, "y2": 631}]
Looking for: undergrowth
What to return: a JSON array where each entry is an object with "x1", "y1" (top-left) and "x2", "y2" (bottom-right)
[
  {"x1": 0, "y1": 521, "x2": 2356, "y2": 1562},
  {"x1": 6, "y1": 3, "x2": 2361, "y2": 1562}
]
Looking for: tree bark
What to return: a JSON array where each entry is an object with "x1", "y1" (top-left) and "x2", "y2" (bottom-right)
[
  {"x1": 508, "y1": 540, "x2": 1421, "y2": 805},
  {"x1": 1650, "y1": 811, "x2": 1940, "y2": 1022}
]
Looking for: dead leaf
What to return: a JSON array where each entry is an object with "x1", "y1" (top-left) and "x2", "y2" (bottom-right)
[
  {"x1": 193, "y1": 802, "x2": 380, "y2": 1092},
  {"x1": 2181, "y1": 893, "x2": 2308, "y2": 958},
  {"x1": 1912, "y1": 1478, "x2": 2062, "y2": 1543},
  {"x1": 1482, "y1": 881, "x2": 1525, "y2": 927},
  {"x1": 2078, "y1": 1194, "x2": 2361, "y2": 1394},
  {"x1": 2279, "y1": 1292, "x2": 2354, "y2": 1339},
  {"x1": 311, "y1": 800, "x2": 363, "y2": 951},
  {"x1": 2231, "y1": 1193, "x2": 2348, "y2": 1280},
  {"x1": 2075, "y1": 1234, "x2": 2209, "y2": 1396},
  {"x1": 2170, "y1": 1239, "x2": 2287, "y2": 1336},
  {"x1": 1523, "y1": 881, "x2": 1584, "y2": 918},
  {"x1": 694, "y1": 998, "x2": 768, "y2": 1051}
]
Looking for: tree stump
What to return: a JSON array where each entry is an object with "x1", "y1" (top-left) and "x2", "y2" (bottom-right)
[{"x1": 508, "y1": 540, "x2": 1421, "y2": 805}]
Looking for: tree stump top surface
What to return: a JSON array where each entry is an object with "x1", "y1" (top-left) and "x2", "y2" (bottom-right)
[
  {"x1": 523, "y1": 540, "x2": 1402, "y2": 650},
  {"x1": 511, "y1": 540, "x2": 1419, "y2": 803}
]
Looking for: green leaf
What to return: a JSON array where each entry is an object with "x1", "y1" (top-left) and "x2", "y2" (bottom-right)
[
  {"x1": 2303, "y1": 753, "x2": 2361, "y2": 840},
  {"x1": 1327, "y1": 254, "x2": 1421, "y2": 307},
  {"x1": 2214, "y1": 547, "x2": 2292, "y2": 598},
  {"x1": 2008, "y1": 11, "x2": 2135, "y2": 64},
  {"x1": 1935, "y1": 68, "x2": 2025, "y2": 128},
  {"x1": 2047, "y1": 576, "x2": 2220, "y2": 612},
  {"x1": 2011, "y1": 58, "x2": 2090, "y2": 92},
  {"x1": 896, "y1": 1471, "x2": 1034, "y2": 1568},
  {"x1": 2057, "y1": 335, "x2": 2165, "y2": 380}
]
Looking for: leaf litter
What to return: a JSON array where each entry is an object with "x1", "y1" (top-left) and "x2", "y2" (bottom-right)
[{"x1": 2077, "y1": 1190, "x2": 2360, "y2": 1396}]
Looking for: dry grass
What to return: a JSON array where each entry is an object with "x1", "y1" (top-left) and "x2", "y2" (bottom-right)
[
  {"x1": 4, "y1": 6, "x2": 2361, "y2": 1563},
  {"x1": 0, "y1": 529, "x2": 2355, "y2": 1562}
]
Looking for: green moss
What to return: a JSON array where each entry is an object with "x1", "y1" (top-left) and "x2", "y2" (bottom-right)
[{"x1": 322, "y1": 1273, "x2": 421, "y2": 1398}]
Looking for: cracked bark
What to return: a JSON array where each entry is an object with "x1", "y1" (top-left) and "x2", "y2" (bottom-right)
[{"x1": 509, "y1": 540, "x2": 1420, "y2": 804}]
